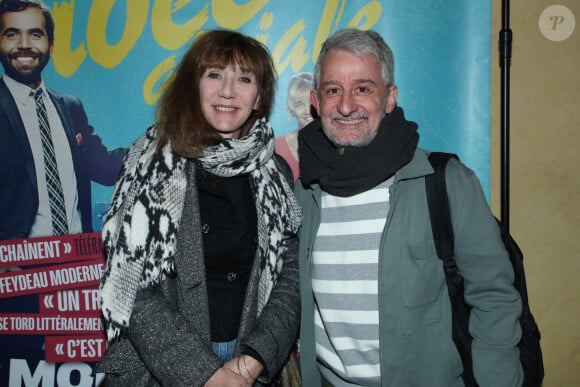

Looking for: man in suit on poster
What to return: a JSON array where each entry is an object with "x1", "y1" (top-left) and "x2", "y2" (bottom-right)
[
  {"x1": 0, "y1": 4, "x2": 124, "y2": 384},
  {"x1": 0, "y1": 0, "x2": 125, "y2": 243}
]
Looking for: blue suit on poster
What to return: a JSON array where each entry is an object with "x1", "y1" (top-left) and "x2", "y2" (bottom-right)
[
  {"x1": 0, "y1": 77, "x2": 125, "y2": 381},
  {"x1": 0, "y1": 3, "x2": 126, "y2": 383},
  {"x1": 0, "y1": 78, "x2": 126, "y2": 240}
]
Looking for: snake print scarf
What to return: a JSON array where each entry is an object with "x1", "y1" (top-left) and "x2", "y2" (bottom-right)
[{"x1": 99, "y1": 118, "x2": 302, "y2": 340}]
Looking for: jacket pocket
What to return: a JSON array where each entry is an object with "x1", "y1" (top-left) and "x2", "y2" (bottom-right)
[
  {"x1": 401, "y1": 241, "x2": 444, "y2": 307},
  {"x1": 95, "y1": 336, "x2": 158, "y2": 386},
  {"x1": 403, "y1": 319, "x2": 464, "y2": 386},
  {"x1": 102, "y1": 367, "x2": 159, "y2": 387}
]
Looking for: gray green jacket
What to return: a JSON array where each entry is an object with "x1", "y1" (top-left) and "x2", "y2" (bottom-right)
[{"x1": 296, "y1": 148, "x2": 523, "y2": 387}]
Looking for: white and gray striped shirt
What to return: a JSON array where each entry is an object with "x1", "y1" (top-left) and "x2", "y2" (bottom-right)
[{"x1": 312, "y1": 178, "x2": 393, "y2": 386}]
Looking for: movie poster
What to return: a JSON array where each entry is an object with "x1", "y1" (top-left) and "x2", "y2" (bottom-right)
[{"x1": 0, "y1": 1, "x2": 491, "y2": 385}]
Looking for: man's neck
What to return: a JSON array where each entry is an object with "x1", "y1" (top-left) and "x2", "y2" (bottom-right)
[{"x1": 2, "y1": 73, "x2": 42, "y2": 89}]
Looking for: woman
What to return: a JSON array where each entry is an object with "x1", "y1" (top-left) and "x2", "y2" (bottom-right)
[
  {"x1": 275, "y1": 72, "x2": 315, "y2": 182},
  {"x1": 96, "y1": 30, "x2": 302, "y2": 386}
]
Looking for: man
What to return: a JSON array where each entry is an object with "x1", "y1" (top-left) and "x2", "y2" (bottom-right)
[
  {"x1": 296, "y1": 28, "x2": 523, "y2": 386},
  {"x1": 0, "y1": 2, "x2": 125, "y2": 381},
  {"x1": 0, "y1": 0, "x2": 125, "y2": 241}
]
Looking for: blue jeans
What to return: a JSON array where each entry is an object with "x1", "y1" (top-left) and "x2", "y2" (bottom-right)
[{"x1": 212, "y1": 339, "x2": 237, "y2": 362}]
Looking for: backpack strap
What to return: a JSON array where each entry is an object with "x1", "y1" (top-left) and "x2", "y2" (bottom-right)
[
  {"x1": 425, "y1": 151, "x2": 477, "y2": 387},
  {"x1": 425, "y1": 152, "x2": 457, "y2": 262},
  {"x1": 425, "y1": 152, "x2": 464, "y2": 286}
]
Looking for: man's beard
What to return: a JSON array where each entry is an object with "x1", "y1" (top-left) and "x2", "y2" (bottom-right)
[
  {"x1": 1, "y1": 51, "x2": 50, "y2": 86},
  {"x1": 320, "y1": 99, "x2": 387, "y2": 147},
  {"x1": 322, "y1": 125, "x2": 379, "y2": 147}
]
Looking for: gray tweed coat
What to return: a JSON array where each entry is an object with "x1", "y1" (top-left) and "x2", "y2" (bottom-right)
[{"x1": 96, "y1": 158, "x2": 300, "y2": 386}]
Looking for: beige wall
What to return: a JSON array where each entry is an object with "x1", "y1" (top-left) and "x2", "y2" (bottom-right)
[{"x1": 490, "y1": 1, "x2": 580, "y2": 385}]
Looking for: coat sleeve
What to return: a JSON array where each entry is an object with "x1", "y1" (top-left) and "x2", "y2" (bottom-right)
[
  {"x1": 65, "y1": 95, "x2": 127, "y2": 185},
  {"x1": 446, "y1": 158, "x2": 523, "y2": 387},
  {"x1": 238, "y1": 155, "x2": 301, "y2": 381},
  {"x1": 121, "y1": 283, "x2": 223, "y2": 386},
  {"x1": 239, "y1": 235, "x2": 300, "y2": 381}
]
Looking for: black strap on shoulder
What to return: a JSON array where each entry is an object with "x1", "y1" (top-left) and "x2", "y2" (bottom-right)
[
  {"x1": 425, "y1": 151, "x2": 477, "y2": 387},
  {"x1": 425, "y1": 152, "x2": 458, "y2": 262},
  {"x1": 425, "y1": 151, "x2": 464, "y2": 289}
]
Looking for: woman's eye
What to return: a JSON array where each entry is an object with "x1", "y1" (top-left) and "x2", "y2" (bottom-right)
[
  {"x1": 207, "y1": 72, "x2": 221, "y2": 79},
  {"x1": 239, "y1": 76, "x2": 253, "y2": 84}
]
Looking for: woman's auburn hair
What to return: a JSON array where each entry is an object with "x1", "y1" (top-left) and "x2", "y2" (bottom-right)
[{"x1": 155, "y1": 29, "x2": 277, "y2": 158}]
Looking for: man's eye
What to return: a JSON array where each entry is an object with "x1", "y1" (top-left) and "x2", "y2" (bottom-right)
[
  {"x1": 325, "y1": 88, "x2": 341, "y2": 96},
  {"x1": 32, "y1": 33, "x2": 43, "y2": 39},
  {"x1": 355, "y1": 86, "x2": 370, "y2": 94}
]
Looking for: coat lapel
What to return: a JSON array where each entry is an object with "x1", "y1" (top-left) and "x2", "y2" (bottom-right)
[
  {"x1": 173, "y1": 161, "x2": 212, "y2": 343},
  {"x1": 47, "y1": 89, "x2": 77, "y2": 150},
  {"x1": 0, "y1": 79, "x2": 37, "y2": 189}
]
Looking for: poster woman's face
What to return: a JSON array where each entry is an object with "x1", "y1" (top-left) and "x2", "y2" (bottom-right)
[
  {"x1": 290, "y1": 97, "x2": 313, "y2": 129},
  {"x1": 199, "y1": 64, "x2": 260, "y2": 139}
]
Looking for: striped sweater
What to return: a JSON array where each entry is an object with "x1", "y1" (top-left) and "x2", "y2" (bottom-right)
[{"x1": 312, "y1": 178, "x2": 393, "y2": 386}]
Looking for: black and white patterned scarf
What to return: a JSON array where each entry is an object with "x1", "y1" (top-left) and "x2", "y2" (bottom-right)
[{"x1": 99, "y1": 118, "x2": 302, "y2": 340}]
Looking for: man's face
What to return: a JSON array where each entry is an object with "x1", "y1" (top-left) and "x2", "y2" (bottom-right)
[
  {"x1": 0, "y1": 7, "x2": 52, "y2": 88},
  {"x1": 311, "y1": 49, "x2": 397, "y2": 147}
]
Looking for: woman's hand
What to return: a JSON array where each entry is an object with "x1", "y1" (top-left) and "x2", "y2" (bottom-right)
[
  {"x1": 223, "y1": 355, "x2": 264, "y2": 385},
  {"x1": 204, "y1": 367, "x2": 250, "y2": 387}
]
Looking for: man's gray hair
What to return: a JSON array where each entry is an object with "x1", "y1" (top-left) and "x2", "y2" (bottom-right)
[{"x1": 313, "y1": 28, "x2": 394, "y2": 90}]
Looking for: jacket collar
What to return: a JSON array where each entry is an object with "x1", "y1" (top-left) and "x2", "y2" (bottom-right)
[{"x1": 393, "y1": 148, "x2": 434, "y2": 183}]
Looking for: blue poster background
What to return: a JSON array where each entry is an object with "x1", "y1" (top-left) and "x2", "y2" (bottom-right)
[
  {"x1": 40, "y1": 0, "x2": 492, "y2": 225},
  {"x1": 0, "y1": 1, "x2": 491, "y2": 385}
]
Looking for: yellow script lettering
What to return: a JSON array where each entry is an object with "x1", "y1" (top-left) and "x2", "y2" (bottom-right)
[
  {"x1": 151, "y1": 0, "x2": 209, "y2": 50},
  {"x1": 212, "y1": 0, "x2": 267, "y2": 29},
  {"x1": 272, "y1": 20, "x2": 310, "y2": 75},
  {"x1": 51, "y1": 1, "x2": 86, "y2": 77},
  {"x1": 87, "y1": 0, "x2": 149, "y2": 69},
  {"x1": 143, "y1": 55, "x2": 177, "y2": 106},
  {"x1": 346, "y1": 1, "x2": 382, "y2": 29},
  {"x1": 312, "y1": 0, "x2": 344, "y2": 64}
]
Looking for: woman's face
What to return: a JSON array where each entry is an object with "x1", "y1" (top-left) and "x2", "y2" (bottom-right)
[
  {"x1": 290, "y1": 95, "x2": 313, "y2": 129},
  {"x1": 199, "y1": 64, "x2": 260, "y2": 139}
]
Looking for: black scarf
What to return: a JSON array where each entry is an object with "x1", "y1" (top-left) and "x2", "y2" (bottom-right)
[{"x1": 298, "y1": 106, "x2": 419, "y2": 197}]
